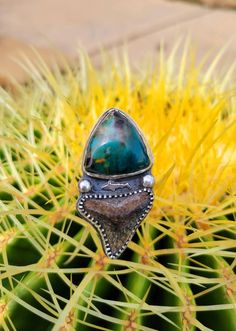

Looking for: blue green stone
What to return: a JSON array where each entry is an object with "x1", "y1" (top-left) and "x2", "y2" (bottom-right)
[{"x1": 84, "y1": 109, "x2": 151, "y2": 176}]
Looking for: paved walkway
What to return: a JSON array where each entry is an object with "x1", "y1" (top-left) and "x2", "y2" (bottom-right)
[{"x1": 0, "y1": 0, "x2": 235, "y2": 86}]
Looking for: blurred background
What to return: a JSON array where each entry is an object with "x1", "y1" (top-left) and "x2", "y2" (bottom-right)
[{"x1": 0, "y1": 0, "x2": 236, "y2": 88}]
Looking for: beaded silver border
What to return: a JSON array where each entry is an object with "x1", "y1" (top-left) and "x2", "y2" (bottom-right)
[{"x1": 77, "y1": 188, "x2": 154, "y2": 259}]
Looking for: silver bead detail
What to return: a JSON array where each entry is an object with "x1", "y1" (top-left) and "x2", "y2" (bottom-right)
[
  {"x1": 79, "y1": 179, "x2": 92, "y2": 193},
  {"x1": 143, "y1": 174, "x2": 154, "y2": 188}
]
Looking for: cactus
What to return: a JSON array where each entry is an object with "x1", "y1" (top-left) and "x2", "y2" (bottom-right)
[{"x1": 0, "y1": 46, "x2": 236, "y2": 331}]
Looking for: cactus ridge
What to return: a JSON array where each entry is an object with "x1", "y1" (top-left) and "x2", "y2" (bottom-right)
[{"x1": 0, "y1": 45, "x2": 236, "y2": 330}]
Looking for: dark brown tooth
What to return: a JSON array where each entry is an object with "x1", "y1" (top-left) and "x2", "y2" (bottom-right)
[{"x1": 82, "y1": 191, "x2": 151, "y2": 256}]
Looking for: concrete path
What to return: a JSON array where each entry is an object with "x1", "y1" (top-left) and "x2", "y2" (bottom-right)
[{"x1": 0, "y1": 0, "x2": 235, "y2": 85}]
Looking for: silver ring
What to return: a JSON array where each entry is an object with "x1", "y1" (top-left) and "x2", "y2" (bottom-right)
[{"x1": 77, "y1": 108, "x2": 154, "y2": 259}]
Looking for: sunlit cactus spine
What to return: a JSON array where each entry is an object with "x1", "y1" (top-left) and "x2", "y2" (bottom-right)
[{"x1": 0, "y1": 45, "x2": 236, "y2": 331}]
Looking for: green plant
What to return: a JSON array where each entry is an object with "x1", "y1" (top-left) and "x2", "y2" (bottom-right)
[{"x1": 0, "y1": 46, "x2": 236, "y2": 331}]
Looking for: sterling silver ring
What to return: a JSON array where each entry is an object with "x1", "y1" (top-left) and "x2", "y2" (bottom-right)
[{"x1": 77, "y1": 108, "x2": 154, "y2": 259}]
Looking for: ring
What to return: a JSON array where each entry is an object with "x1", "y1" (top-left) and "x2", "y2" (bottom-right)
[{"x1": 77, "y1": 108, "x2": 154, "y2": 259}]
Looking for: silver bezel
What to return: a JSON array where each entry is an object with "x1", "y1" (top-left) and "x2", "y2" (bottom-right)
[
  {"x1": 77, "y1": 187, "x2": 154, "y2": 258},
  {"x1": 82, "y1": 108, "x2": 153, "y2": 179}
]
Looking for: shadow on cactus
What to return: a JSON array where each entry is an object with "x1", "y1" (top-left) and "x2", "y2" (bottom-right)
[{"x1": 0, "y1": 44, "x2": 236, "y2": 331}]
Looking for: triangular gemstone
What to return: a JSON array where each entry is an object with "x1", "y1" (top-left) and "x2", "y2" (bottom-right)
[{"x1": 84, "y1": 109, "x2": 151, "y2": 177}]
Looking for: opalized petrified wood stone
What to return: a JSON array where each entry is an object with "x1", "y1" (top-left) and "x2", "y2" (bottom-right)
[
  {"x1": 84, "y1": 191, "x2": 150, "y2": 255},
  {"x1": 84, "y1": 109, "x2": 150, "y2": 176}
]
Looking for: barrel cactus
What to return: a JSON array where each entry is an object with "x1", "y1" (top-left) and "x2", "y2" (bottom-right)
[{"x1": 0, "y1": 46, "x2": 236, "y2": 331}]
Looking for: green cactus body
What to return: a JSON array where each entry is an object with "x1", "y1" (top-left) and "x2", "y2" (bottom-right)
[
  {"x1": 191, "y1": 241, "x2": 236, "y2": 330},
  {"x1": 1, "y1": 230, "x2": 85, "y2": 331},
  {"x1": 195, "y1": 256, "x2": 236, "y2": 331},
  {"x1": 0, "y1": 48, "x2": 236, "y2": 330},
  {"x1": 155, "y1": 233, "x2": 196, "y2": 331}
]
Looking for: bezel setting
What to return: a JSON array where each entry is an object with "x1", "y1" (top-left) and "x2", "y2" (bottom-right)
[
  {"x1": 77, "y1": 187, "x2": 154, "y2": 259},
  {"x1": 82, "y1": 108, "x2": 153, "y2": 179},
  {"x1": 77, "y1": 108, "x2": 154, "y2": 258}
]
